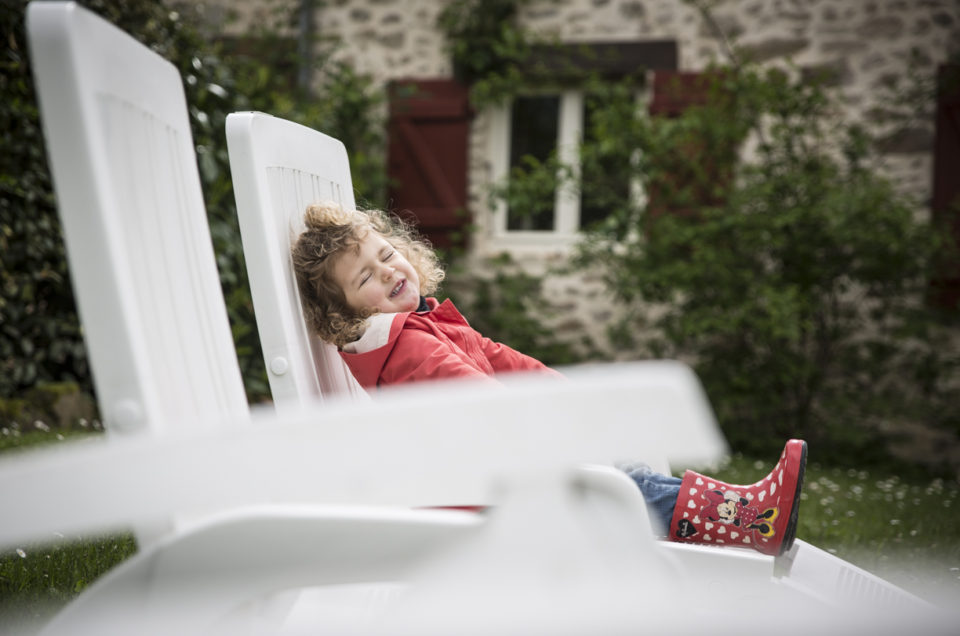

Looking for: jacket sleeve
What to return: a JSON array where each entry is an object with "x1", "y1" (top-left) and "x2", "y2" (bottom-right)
[
  {"x1": 380, "y1": 328, "x2": 499, "y2": 385},
  {"x1": 478, "y1": 337, "x2": 565, "y2": 378}
]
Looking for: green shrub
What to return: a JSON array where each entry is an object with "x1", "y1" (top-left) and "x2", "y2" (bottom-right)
[
  {"x1": 490, "y1": 62, "x2": 957, "y2": 464},
  {"x1": 571, "y1": 68, "x2": 958, "y2": 462},
  {"x1": 436, "y1": 0, "x2": 528, "y2": 85},
  {"x1": 0, "y1": 1, "x2": 87, "y2": 398}
]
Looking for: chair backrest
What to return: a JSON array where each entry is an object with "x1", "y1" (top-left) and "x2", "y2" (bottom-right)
[
  {"x1": 27, "y1": 1, "x2": 249, "y2": 436},
  {"x1": 226, "y1": 112, "x2": 367, "y2": 409}
]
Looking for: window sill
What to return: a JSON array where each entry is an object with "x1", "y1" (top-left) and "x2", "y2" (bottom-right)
[{"x1": 478, "y1": 231, "x2": 581, "y2": 259}]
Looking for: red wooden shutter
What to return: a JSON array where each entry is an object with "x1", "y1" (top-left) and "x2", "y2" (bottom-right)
[
  {"x1": 649, "y1": 71, "x2": 717, "y2": 117},
  {"x1": 387, "y1": 79, "x2": 472, "y2": 250},
  {"x1": 646, "y1": 71, "x2": 735, "y2": 221},
  {"x1": 930, "y1": 64, "x2": 960, "y2": 311}
]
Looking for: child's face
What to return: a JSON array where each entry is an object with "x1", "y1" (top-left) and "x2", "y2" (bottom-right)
[{"x1": 332, "y1": 230, "x2": 422, "y2": 315}]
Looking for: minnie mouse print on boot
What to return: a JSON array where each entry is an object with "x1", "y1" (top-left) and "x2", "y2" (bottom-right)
[{"x1": 669, "y1": 439, "x2": 807, "y2": 556}]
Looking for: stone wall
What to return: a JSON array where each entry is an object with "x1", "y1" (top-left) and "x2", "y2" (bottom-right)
[
  {"x1": 308, "y1": 0, "x2": 958, "y2": 358},
  {"x1": 318, "y1": 0, "x2": 452, "y2": 80},
  {"x1": 190, "y1": 0, "x2": 960, "y2": 358},
  {"x1": 184, "y1": 0, "x2": 300, "y2": 37}
]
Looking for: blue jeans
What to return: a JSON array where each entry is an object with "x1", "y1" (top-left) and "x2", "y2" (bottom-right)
[{"x1": 620, "y1": 463, "x2": 681, "y2": 536}]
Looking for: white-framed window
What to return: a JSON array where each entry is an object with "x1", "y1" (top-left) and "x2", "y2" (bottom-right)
[{"x1": 487, "y1": 89, "x2": 644, "y2": 251}]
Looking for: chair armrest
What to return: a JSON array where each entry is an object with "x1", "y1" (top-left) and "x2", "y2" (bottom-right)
[
  {"x1": 0, "y1": 361, "x2": 725, "y2": 548},
  {"x1": 38, "y1": 505, "x2": 480, "y2": 636}
]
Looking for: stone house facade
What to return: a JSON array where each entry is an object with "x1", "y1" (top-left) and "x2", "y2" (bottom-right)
[{"x1": 193, "y1": 0, "x2": 960, "y2": 359}]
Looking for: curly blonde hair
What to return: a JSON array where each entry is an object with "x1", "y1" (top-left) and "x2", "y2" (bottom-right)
[{"x1": 291, "y1": 202, "x2": 445, "y2": 347}]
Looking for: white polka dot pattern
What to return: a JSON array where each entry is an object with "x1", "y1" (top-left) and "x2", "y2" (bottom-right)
[{"x1": 665, "y1": 440, "x2": 807, "y2": 557}]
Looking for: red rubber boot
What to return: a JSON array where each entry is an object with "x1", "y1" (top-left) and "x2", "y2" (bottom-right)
[{"x1": 668, "y1": 439, "x2": 807, "y2": 556}]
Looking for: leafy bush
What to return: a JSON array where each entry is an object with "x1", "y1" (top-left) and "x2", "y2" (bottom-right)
[
  {"x1": 493, "y1": 63, "x2": 958, "y2": 464},
  {"x1": 1, "y1": 1, "x2": 87, "y2": 398},
  {"x1": 436, "y1": 0, "x2": 528, "y2": 85},
  {"x1": 571, "y1": 68, "x2": 958, "y2": 462}
]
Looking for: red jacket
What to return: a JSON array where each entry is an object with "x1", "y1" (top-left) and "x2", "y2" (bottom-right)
[{"x1": 340, "y1": 298, "x2": 561, "y2": 388}]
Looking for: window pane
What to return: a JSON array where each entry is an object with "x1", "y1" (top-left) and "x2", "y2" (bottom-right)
[
  {"x1": 508, "y1": 95, "x2": 559, "y2": 231},
  {"x1": 579, "y1": 94, "x2": 631, "y2": 230}
]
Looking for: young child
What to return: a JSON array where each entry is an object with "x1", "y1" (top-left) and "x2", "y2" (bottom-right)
[{"x1": 291, "y1": 202, "x2": 807, "y2": 557}]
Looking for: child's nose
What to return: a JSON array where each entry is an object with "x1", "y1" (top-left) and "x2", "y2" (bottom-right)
[{"x1": 378, "y1": 263, "x2": 395, "y2": 280}]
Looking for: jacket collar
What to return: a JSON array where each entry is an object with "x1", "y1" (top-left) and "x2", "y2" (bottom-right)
[{"x1": 338, "y1": 297, "x2": 464, "y2": 388}]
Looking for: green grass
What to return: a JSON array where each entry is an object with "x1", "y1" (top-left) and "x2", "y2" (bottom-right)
[
  {"x1": 0, "y1": 534, "x2": 137, "y2": 633},
  {"x1": 0, "y1": 428, "x2": 958, "y2": 632},
  {"x1": 0, "y1": 428, "x2": 137, "y2": 633}
]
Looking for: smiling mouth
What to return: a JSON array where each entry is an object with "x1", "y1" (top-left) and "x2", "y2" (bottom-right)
[{"x1": 390, "y1": 280, "x2": 405, "y2": 298}]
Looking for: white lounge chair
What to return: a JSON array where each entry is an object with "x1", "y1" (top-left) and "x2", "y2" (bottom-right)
[
  {"x1": 4, "y1": 2, "x2": 942, "y2": 633},
  {"x1": 223, "y1": 109, "x2": 937, "y2": 615}
]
